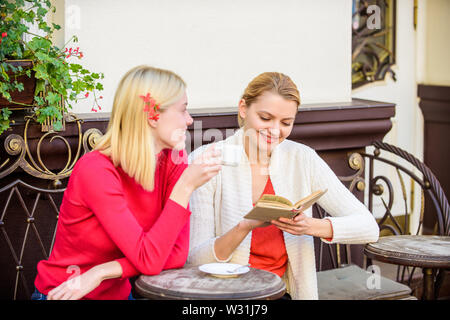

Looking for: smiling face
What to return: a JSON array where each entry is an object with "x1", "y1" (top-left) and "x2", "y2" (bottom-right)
[
  {"x1": 239, "y1": 90, "x2": 297, "y2": 159},
  {"x1": 151, "y1": 91, "x2": 193, "y2": 151}
]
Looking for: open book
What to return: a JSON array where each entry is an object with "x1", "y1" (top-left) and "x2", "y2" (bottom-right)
[{"x1": 243, "y1": 189, "x2": 327, "y2": 222}]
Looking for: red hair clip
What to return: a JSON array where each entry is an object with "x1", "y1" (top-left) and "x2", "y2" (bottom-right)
[{"x1": 140, "y1": 92, "x2": 160, "y2": 121}]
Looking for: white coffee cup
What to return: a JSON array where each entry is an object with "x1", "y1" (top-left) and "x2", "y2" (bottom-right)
[{"x1": 216, "y1": 144, "x2": 242, "y2": 167}]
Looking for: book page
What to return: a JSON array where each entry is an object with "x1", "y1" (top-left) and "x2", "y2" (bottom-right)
[
  {"x1": 258, "y1": 194, "x2": 293, "y2": 207},
  {"x1": 293, "y1": 189, "x2": 327, "y2": 210},
  {"x1": 257, "y1": 202, "x2": 290, "y2": 209},
  {"x1": 244, "y1": 189, "x2": 328, "y2": 222}
]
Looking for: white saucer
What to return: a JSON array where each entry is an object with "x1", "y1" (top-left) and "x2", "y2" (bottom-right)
[{"x1": 198, "y1": 263, "x2": 250, "y2": 278}]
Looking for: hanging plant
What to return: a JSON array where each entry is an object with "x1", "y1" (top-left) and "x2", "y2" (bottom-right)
[{"x1": 0, "y1": 0, "x2": 104, "y2": 134}]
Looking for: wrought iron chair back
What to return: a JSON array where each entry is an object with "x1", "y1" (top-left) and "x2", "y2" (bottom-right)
[
  {"x1": 0, "y1": 180, "x2": 64, "y2": 300},
  {"x1": 0, "y1": 120, "x2": 102, "y2": 300},
  {"x1": 315, "y1": 140, "x2": 449, "y2": 293}
]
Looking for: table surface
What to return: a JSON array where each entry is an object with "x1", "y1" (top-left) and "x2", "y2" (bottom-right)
[
  {"x1": 364, "y1": 235, "x2": 450, "y2": 268},
  {"x1": 135, "y1": 266, "x2": 286, "y2": 300}
]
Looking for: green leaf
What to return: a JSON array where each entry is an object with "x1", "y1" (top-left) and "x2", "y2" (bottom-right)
[
  {"x1": 28, "y1": 37, "x2": 52, "y2": 51},
  {"x1": 1, "y1": 66, "x2": 9, "y2": 81},
  {"x1": 83, "y1": 75, "x2": 93, "y2": 82},
  {"x1": 0, "y1": 108, "x2": 11, "y2": 133},
  {"x1": 15, "y1": 43, "x2": 23, "y2": 58},
  {"x1": 35, "y1": 79, "x2": 45, "y2": 95},
  {"x1": 24, "y1": 9, "x2": 35, "y2": 22},
  {"x1": 2, "y1": 107, "x2": 12, "y2": 118},
  {"x1": 0, "y1": 120, "x2": 11, "y2": 135},
  {"x1": 45, "y1": 91, "x2": 61, "y2": 105},
  {"x1": 14, "y1": 81, "x2": 24, "y2": 92},
  {"x1": 36, "y1": 105, "x2": 62, "y2": 124},
  {"x1": 16, "y1": 0, "x2": 26, "y2": 7},
  {"x1": 34, "y1": 63, "x2": 48, "y2": 80},
  {"x1": 34, "y1": 96, "x2": 45, "y2": 106},
  {"x1": 1, "y1": 90, "x2": 11, "y2": 101},
  {"x1": 71, "y1": 79, "x2": 85, "y2": 93},
  {"x1": 52, "y1": 119, "x2": 63, "y2": 131},
  {"x1": 5, "y1": 3, "x2": 15, "y2": 11},
  {"x1": 69, "y1": 64, "x2": 83, "y2": 73},
  {"x1": 35, "y1": 51, "x2": 51, "y2": 62},
  {"x1": 38, "y1": 21, "x2": 51, "y2": 33},
  {"x1": 37, "y1": 7, "x2": 48, "y2": 17}
]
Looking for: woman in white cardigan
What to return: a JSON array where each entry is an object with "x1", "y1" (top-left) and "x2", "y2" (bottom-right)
[{"x1": 187, "y1": 72, "x2": 379, "y2": 300}]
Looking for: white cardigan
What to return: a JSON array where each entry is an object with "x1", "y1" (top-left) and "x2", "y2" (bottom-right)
[{"x1": 186, "y1": 128, "x2": 379, "y2": 300}]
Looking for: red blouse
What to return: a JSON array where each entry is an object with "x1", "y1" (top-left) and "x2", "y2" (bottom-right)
[
  {"x1": 249, "y1": 178, "x2": 288, "y2": 277},
  {"x1": 34, "y1": 149, "x2": 191, "y2": 300}
]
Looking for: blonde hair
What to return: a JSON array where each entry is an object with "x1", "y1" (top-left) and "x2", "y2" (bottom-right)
[
  {"x1": 95, "y1": 65, "x2": 186, "y2": 191},
  {"x1": 238, "y1": 72, "x2": 300, "y2": 127}
]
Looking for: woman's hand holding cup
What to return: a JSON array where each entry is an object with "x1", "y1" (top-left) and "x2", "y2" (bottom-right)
[{"x1": 182, "y1": 144, "x2": 222, "y2": 191}]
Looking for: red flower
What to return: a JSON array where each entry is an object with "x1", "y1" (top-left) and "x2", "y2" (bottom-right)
[
  {"x1": 98, "y1": 105, "x2": 102, "y2": 110},
  {"x1": 99, "y1": 96, "x2": 103, "y2": 99},
  {"x1": 140, "y1": 92, "x2": 160, "y2": 121},
  {"x1": 139, "y1": 93, "x2": 152, "y2": 103},
  {"x1": 91, "y1": 107, "x2": 97, "y2": 112},
  {"x1": 1, "y1": 32, "x2": 7, "y2": 38},
  {"x1": 84, "y1": 92, "x2": 89, "y2": 98},
  {"x1": 143, "y1": 99, "x2": 156, "y2": 112}
]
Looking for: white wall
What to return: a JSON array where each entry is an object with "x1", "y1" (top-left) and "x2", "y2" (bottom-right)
[
  {"x1": 61, "y1": 0, "x2": 352, "y2": 113},
  {"x1": 416, "y1": 0, "x2": 450, "y2": 86}
]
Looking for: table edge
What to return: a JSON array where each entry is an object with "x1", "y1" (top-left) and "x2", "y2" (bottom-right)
[
  {"x1": 135, "y1": 277, "x2": 286, "y2": 300},
  {"x1": 364, "y1": 245, "x2": 450, "y2": 268}
]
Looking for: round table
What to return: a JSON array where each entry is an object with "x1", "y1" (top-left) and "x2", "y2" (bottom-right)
[
  {"x1": 364, "y1": 235, "x2": 450, "y2": 300},
  {"x1": 135, "y1": 266, "x2": 286, "y2": 300}
]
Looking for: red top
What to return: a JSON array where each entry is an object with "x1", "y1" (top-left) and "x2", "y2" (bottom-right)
[
  {"x1": 34, "y1": 149, "x2": 191, "y2": 300},
  {"x1": 249, "y1": 178, "x2": 288, "y2": 277}
]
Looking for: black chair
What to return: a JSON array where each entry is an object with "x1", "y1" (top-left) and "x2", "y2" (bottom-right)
[{"x1": 316, "y1": 140, "x2": 449, "y2": 300}]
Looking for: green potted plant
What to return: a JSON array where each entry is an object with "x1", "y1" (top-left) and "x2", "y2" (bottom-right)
[{"x1": 0, "y1": 0, "x2": 104, "y2": 135}]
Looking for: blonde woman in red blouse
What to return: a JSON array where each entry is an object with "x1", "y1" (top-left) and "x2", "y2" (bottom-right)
[{"x1": 33, "y1": 65, "x2": 221, "y2": 300}]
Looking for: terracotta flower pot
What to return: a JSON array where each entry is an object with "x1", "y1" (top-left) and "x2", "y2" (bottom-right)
[{"x1": 0, "y1": 60, "x2": 36, "y2": 109}]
